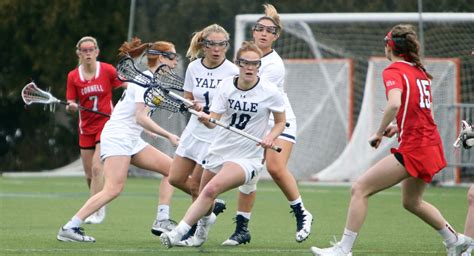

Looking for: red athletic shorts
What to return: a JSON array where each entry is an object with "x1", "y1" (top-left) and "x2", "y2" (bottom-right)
[
  {"x1": 79, "y1": 131, "x2": 102, "y2": 149},
  {"x1": 391, "y1": 144, "x2": 447, "y2": 183}
]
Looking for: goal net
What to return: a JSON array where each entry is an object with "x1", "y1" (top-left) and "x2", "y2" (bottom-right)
[
  {"x1": 235, "y1": 12, "x2": 473, "y2": 182},
  {"x1": 314, "y1": 58, "x2": 460, "y2": 182}
]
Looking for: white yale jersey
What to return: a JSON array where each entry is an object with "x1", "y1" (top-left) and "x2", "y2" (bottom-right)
[
  {"x1": 259, "y1": 50, "x2": 295, "y2": 119},
  {"x1": 208, "y1": 76, "x2": 285, "y2": 160},
  {"x1": 104, "y1": 70, "x2": 150, "y2": 137},
  {"x1": 183, "y1": 58, "x2": 238, "y2": 141}
]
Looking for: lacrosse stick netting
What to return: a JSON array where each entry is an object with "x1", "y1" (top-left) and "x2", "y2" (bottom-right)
[
  {"x1": 116, "y1": 57, "x2": 154, "y2": 87},
  {"x1": 154, "y1": 64, "x2": 184, "y2": 91},
  {"x1": 21, "y1": 81, "x2": 110, "y2": 117},
  {"x1": 22, "y1": 82, "x2": 61, "y2": 105}
]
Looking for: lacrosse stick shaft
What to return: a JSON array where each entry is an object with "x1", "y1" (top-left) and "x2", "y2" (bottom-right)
[
  {"x1": 162, "y1": 89, "x2": 282, "y2": 153},
  {"x1": 58, "y1": 101, "x2": 110, "y2": 117}
]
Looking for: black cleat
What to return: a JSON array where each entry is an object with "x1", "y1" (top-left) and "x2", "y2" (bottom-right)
[
  {"x1": 213, "y1": 199, "x2": 226, "y2": 216},
  {"x1": 221, "y1": 215, "x2": 251, "y2": 246}
]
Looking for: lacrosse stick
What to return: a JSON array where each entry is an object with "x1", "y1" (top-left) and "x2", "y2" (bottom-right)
[
  {"x1": 144, "y1": 86, "x2": 282, "y2": 153},
  {"x1": 154, "y1": 64, "x2": 185, "y2": 91},
  {"x1": 116, "y1": 56, "x2": 155, "y2": 87},
  {"x1": 453, "y1": 120, "x2": 474, "y2": 149},
  {"x1": 21, "y1": 82, "x2": 110, "y2": 117}
]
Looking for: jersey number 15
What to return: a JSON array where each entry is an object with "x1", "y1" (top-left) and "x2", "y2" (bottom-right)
[{"x1": 416, "y1": 79, "x2": 431, "y2": 109}]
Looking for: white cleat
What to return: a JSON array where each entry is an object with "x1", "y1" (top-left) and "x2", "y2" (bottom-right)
[
  {"x1": 177, "y1": 235, "x2": 200, "y2": 247},
  {"x1": 445, "y1": 234, "x2": 473, "y2": 256},
  {"x1": 56, "y1": 226, "x2": 95, "y2": 243},
  {"x1": 84, "y1": 206, "x2": 106, "y2": 224},
  {"x1": 151, "y1": 219, "x2": 177, "y2": 236},
  {"x1": 310, "y1": 246, "x2": 352, "y2": 256},
  {"x1": 160, "y1": 230, "x2": 181, "y2": 248},
  {"x1": 181, "y1": 213, "x2": 217, "y2": 247}
]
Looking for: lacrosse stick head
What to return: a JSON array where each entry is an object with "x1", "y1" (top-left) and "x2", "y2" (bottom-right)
[
  {"x1": 116, "y1": 57, "x2": 154, "y2": 87},
  {"x1": 459, "y1": 120, "x2": 474, "y2": 149},
  {"x1": 154, "y1": 64, "x2": 184, "y2": 91},
  {"x1": 21, "y1": 82, "x2": 60, "y2": 105},
  {"x1": 454, "y1": 120, "x2": 474, "y2": 149},
  {"x1": 144, "y1": 86, "x2": 186, "y2": 113}
]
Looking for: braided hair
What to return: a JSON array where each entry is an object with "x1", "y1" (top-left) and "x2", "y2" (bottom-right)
[{"x1": 386, "y1": 24, "x2": 432, "y2": 79}]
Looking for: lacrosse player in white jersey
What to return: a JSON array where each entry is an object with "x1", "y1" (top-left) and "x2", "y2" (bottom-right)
[
  {"x1": 57, "y1": 38, "x2": 180, "y2": 243},
  {"x1": 222, "y1": 4, "x2": 313, "y2": 246},
  {"x1": 159, "y1": 41, "x2": 286, "y2": 248},
  {"x1": 167, "y1": 24, "x2": 237, "y2": 241}
]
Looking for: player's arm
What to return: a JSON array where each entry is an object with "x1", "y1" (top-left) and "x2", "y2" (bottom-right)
[
  {"x1": 65, "y1": 74, "x2": 79, "y2": 112},
  {"x1": 369, "y1": 88, "x2": 401, "y2": 148},
  {"x1": 135, "y1": 103, "x2": 179, "y2": 146},
  {"x1": 260, "y1": 111, "x2": 286, "y2": 149},
  {"x1": 198, "y1": 111, "x2": 221, "y2": 129}
]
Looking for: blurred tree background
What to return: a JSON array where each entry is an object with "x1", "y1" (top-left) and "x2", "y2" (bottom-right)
[{"x1": 0, "y1": 0, "x2": 472, "y2": 172}]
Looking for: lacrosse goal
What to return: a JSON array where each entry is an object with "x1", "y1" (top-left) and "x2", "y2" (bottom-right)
[{"x1": 234, "y1": 12, "x2": 473, "y2": 182}]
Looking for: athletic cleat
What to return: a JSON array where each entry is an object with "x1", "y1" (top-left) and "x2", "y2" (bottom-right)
[
  {"x1": 160, "y1": 230, "x2": 181, "y2": 248},
  {"x1": 57, "y1": 226, "x2": 95, "y2": 243},
  {"x1": 151, "y1": 219, "x2": 177, "y2": 236},
  {"x1": 291, "y1": 203, "x2": 313, "y2": 242},
  {"x1": 213, "y1": 199, "x2": 227, "y2": 216},
  {"x1": 84, "y1": 206, "x2": 106, "y2": 224},
  {"x1": 310, "y1": 241, "x2": 352, "y2": 256},
  {"x1": 445, "y1": 234, "x2": 472, "y2": 256},
  {"x1": 221, "y1": 215, "x2": 251, "y2": 246},
  {"x1": 180, "y1": 223, "x2": 197, "y2": 241},
  {"x1": 181, "y1": 214, "x2": 216, "y2": 247},
  {"x1": 461, "y1": 244, "x2": 473, "y2": 256}
]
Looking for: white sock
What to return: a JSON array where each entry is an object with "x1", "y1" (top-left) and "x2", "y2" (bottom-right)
[
  {"x1": 438, "y1": 223, "x2": 458, "y2": 246},
  {"x1": 157, "y1": 204, "x2": 170, "y2": 221},
  {"x1": 339, "y1": 228, "x2": 357, "y2": 253},
  {"x1": 236, "y1": 211, "x2": 251, "y2": 220},
  {"x1": 289, "y1": 196, "x2": 303, "y2": 206},
  {"x1": 63, "y1": 216, "x2": 83, "y2": 229},
  {"x1": 175, "y1": 221, "x2": 191, "y2": 237}
]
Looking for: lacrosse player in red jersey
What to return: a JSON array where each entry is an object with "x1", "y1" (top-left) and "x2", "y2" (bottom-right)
[
  {"x1": 166, "y1": 24, "x2": 237, "y2": 243},
  {"x1": 159, "y1": 40, "x2": 286, "y2": 248},
  {"x1": 223, "y1": 4, "x2": 313, "y2": 246},
  {"x1": 57, "y1": 38, "x2": 180, "y2": 243},
  {"x1": 65, "y1": 36, "x2": 124, "y2": 224},
  {"x1": 311, "y1": 24, "x2": 471, "y2": 256}
]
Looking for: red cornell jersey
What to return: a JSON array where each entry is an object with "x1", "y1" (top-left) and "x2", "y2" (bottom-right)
[
  {"x1": 66, "y1": 61, "x2": 122, "y2": 135},
  {"x1": 382, "y1": 61, "x2": 442, "y2": 151}
]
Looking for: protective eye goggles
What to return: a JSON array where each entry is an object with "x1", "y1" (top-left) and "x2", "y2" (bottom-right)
[
  {"x1": 236, "y1": 58, "x2": 261, "y2": 68},
  {"x1": 201, "y1": 39, "x2": 229, "y2": 49},
  {"x1": 79, "y1": 47, "x2": 97, "y2": 53},
  {"x1": 252, "y1": 23, "x2": 279, "y2": 35},
  {"x1": 147, "y1": 49, "x2": 178, "y2": 60}
]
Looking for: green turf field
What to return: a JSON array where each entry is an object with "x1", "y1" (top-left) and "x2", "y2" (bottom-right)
[{"x1": 0, "y1": 176, "x2": 468, "y2": 255}]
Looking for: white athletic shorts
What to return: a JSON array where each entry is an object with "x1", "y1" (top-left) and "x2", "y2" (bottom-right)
[
  {"x1": 268, "y1": 118, "x2": 297, "y2": 144},
  {"x1": 100, "y1": 134, "x2": 148, "y2": 161},
  {"x1": 203, "y1": 154, "x2": 262, "y2": 194},
  {"x1": 175, "y1": 130, "x2": 211, "y2": 165}
]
